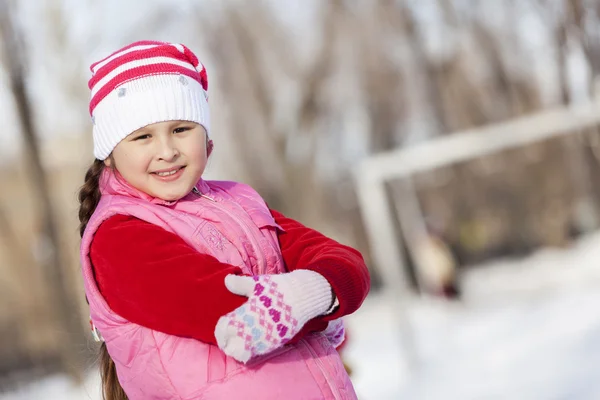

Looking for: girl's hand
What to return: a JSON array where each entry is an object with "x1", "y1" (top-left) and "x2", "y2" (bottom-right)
[
  {"x1": 214, "y1": 270, "x2": 333, "y2": 363},
  {"x1": 322, "y1": 318, "x2": 345, "y2": 349}
]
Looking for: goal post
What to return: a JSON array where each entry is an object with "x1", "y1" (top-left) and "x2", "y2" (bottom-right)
[{"x1": 355, "y1": 100, "x2": 600, "y2": 295}]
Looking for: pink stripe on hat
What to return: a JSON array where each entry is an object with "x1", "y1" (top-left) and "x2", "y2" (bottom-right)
[
  {"x1": 90, "y1": 40, "x2": 166, "y2": 73},
  {"x1": 90, "y1": 45, "x2": 192, "y2": 87}
]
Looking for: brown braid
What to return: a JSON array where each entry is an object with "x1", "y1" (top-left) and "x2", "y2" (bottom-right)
[
  {"x1": 98, "y1": 342, "x2": 128, "y2": 400},
  {"x1": 78, "y1": 159, "x2": 105, "y2": 237},
  {"x1": 78, "y1": 159, "x2": 128, "y2": 400}
]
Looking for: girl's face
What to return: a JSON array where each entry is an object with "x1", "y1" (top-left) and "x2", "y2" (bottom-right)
[{"x1": 106, "y1": 121, "x2": 210, "y2": 202}]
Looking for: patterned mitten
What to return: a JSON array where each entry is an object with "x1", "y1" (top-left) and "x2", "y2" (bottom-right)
[
  {"x1": 322, "y1": 318, "x2": 346, "y2": 349},
  {"x1": 215, "y1": 270, "x2": 333, "y2": 363}
]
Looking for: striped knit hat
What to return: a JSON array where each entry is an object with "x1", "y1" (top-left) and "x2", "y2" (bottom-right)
[{"x1": 88, "y1": 40, "x2": 210, "y2": 160}]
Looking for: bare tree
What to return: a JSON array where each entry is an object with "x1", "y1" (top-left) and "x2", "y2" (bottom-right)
[
  {"x1": 0, "y1": 0, "x2": 86, "y2": 382},
  {"x1": 533, "y1": 0, "x2": 600, "y2": 234},
  {"x1": 204, "y1": 1, "x2": 345, "y2": 226}
]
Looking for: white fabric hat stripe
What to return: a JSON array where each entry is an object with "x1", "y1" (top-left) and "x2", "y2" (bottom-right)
[{"x1": 90, "y1": 44, "x2": 161, "y2": 74}]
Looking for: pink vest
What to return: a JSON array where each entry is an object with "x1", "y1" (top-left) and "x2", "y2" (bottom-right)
[{"x1": 80, "y1": 170, "x2": 357, "y2": 400}]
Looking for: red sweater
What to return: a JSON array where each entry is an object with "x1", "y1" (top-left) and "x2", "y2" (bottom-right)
[{"x1": 90, "y1": 209, "x2": 370, "y2": 345}]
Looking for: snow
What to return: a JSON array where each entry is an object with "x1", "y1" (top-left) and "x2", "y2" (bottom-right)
[
  {"x1": 4, "y1": 233, "x2": 600, "y2": 399},
  {"x1": 346, "y1": 288, "x2": 600, "y2": 400},
  {"x1": 0, "y1": 372, "x2": 101, "y2": 400},
  {"x1": 344, "y1": 231, "x2": 600, "y2": 400}
]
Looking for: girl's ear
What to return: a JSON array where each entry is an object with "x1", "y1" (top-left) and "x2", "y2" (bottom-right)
[
  {"x1": 104, "y1": 155, "x2": 115, "y2": 168},
  {"x1": 207, "y1": 140, "x2": 214, "y2": 158}
]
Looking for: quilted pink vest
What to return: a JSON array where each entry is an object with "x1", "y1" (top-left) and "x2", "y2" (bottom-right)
[{"x1": 80, "y1": 170, "x2": 357, "y2": 400}]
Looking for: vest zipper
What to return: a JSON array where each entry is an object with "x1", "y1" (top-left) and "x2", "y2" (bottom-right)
[
  {"x1": 192, "y1": 186, "x2": 267, "y2": 274},
  {"x1": 299, "y1": 338, "x2": 342, "y2": 400},
  {"x1": 192, "y1": 186, "x2": 216, "y2": 202}
]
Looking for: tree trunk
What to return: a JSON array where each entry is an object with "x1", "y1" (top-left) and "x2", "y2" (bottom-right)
[{"x1": 0, "y1": 2, "x2": 86, "y2": 382}]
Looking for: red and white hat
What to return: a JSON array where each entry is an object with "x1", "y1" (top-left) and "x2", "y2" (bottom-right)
[{"x1": 88, "y1": 40, "x2": 210, "y2": 160}]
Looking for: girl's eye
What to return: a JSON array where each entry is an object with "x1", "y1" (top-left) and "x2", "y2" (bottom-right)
[
  {"x1": 173, "y1": 127, "x2": 191, "y2": 134},
  {"x1": 134, "y1": 134, "x2": 151, "y2": 141}
]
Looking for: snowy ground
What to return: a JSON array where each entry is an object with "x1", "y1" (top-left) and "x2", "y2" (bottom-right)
[
  {"x1": 4, "y1": 232, "x2": 600, "y2": 399},
  {"x1": 345, "y1": 230, "x2": 600, "y2": 400},
  {"x1": 0, "y1": 371, "x2": 101, "y2": 400},
  {"x1": 345, "y1": 289, "x2": 600, "y2": 400}
]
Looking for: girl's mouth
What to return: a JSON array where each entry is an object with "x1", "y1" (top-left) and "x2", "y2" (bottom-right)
[{"x1": 151, "y1": 166, "x2": 185, "y2": 181}]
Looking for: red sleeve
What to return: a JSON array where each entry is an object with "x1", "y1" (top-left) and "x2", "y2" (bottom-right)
[
  {"x1": 270, "y1": 209, "x2": 370, "y2": 321},
  {"x1": 90, "y1": 214, "x2": 247, "y2": 345}
]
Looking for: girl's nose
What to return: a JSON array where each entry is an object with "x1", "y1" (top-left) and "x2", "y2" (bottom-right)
[{"x1": 156, "y1": 139, "x2": 180, "y2": 161}]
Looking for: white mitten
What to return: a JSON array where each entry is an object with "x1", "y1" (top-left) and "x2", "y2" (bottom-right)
[
  {"x1": 215, "y1": 270, "x2": 333, "y2": 363},
  {"x1": 322, "y1": 318, "x2": 345, "y2": 349}
]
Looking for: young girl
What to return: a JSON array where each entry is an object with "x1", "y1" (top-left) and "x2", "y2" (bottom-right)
[{"x1": 79, "y1": 40, "x2": 370, "y2": 400}]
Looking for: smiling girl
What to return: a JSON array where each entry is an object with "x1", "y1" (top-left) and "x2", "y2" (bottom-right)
[{"x1": 79, "y1": 40, "x2": 369, "y2": 400}]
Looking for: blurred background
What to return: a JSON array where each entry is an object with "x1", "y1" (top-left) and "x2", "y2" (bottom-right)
[{"x1": 2, "y1": 0, "x2": 600, "y2": 398}]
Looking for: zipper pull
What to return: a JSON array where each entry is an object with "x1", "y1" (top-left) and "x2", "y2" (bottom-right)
[{"x1": 193, "y1": 186, "x2": 216, "y2": 202}]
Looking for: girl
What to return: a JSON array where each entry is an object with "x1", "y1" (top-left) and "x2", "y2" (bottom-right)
[{"x1": 79, "y1": 40, "x2": 370, "y2": 400}]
